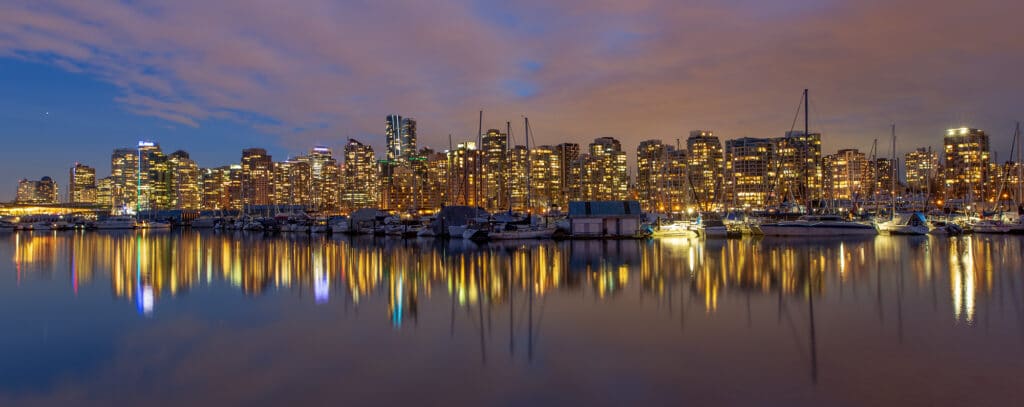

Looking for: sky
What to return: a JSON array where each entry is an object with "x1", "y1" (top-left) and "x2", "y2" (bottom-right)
[{"x1": 1, "y1": 0, "x2": 1023, "y2": 201}]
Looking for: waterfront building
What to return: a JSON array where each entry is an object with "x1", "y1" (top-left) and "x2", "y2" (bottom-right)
[
  {"x1": 943, "y1": 127, "x2": 990, "y2": 202},
  {"x1": 636, "y1": 140, "x2": 668, "y2": 212},
  {"x1": 273, "y1": 159, "x2": 312, "y2": 208},
  {"x1": 636, "y1": 139, "x2": 689, "y2": 213},
  {"x1": 341, "y1": 139, "x2": 378, "y2": 210},
  {"x1": 421, "y1": 150, "x2": 450, "y2": 210},
  {"x1": 480, "y1": 128, "x2": 508, "y2": 211},
  {"x1": 724, "y1": 137, "x2": 774, "y2": 210},
  {"x1": 110, "y1": 148, "x2": 138, "y2": 211},
  {"x1": 554, "y1": 143, "x2": 579, "y2": 206},
  {"x1": 772, "y1": 131, "x2": 823, "y2": 205},
  {"x1": 241, "y1": 148, "x2": 274, "y2": 207},
  {"x1": 446, "y1": 141, "x2": 480, "y2": 206},
  {"x1": 69, "y1": 163, "x2": 97, "y2": 204},
  {"x1": 573, "y1": 137, "x2": 629, "y2": 202},
  {"x1": 134, "y1": 141, "x2": 173, "y2": 211},
  {"x1": 96, "y1": 177, "x2": 114, "y2": 210},
  {"x1": 905, "y1": 147, "x2": 939, "y2": 193},
  {"x1": 870, "y1": 158, "x2": 896, "y2": 198},
  {"x1": 530, "y1": 145, "x2": 562, "y2": 212},
  {"x1": 823, "y1": 149, "x2": 869, "y2": 201},
  {"x1": 168, "y1": 151, "x2": 201, "y2": 209},
  {"x1": 296, "y1": 146, "x2": 341, "y2": 211},
  {"x1": 508, "y1": 144, "x2": 530, "y2": 211},
  {"x1": 686, "y1": 130, "x2": 723, "y2": 211},
  {"x1": 200, "y1": 165, "x2": 242, "y2": 210},
  {"x1": 16, "y1": 176, "x2": 59, "y2": 204}
]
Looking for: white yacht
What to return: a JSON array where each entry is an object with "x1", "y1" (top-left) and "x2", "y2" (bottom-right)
[
  {"x1": 876, "y1": 212, "x2": 929, "y2": 235},
  {"x1": 95, "y1": 216, "x2": 138, "y2": 230},
  {"x1": 760, "y1": 215, "x2": 877, "y2": 237},
  {"x1": 650, "y1": 220, "x2": 699, "y2": 238}
]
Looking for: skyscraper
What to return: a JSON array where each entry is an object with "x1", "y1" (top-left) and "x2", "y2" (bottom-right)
[
  {"x1": 555, "y1": 143, "x2": 579, "y2": 205},
  {"x1": 69, "y1": 163, "x2": 97, "y2": 204},
  {"x1": 168, "y1": 151, "x2": 201, "y2": 209},
  {"x1": 530, "y1": 145, "x2": 561, "y2": 211},
  {"x1": 137, "y1": 141, "x2": 172, "y2": 211},
  {"x1": 342, "y1": 139, "x2": 378, "y2": 210},
  {"x1": 385, "y1": 114, "x2": 417, "y2": 163},
  {"x1": 481, "y1": 128, "x2": 508, "y2": 211},
  {"x1": 943, "y1": 127, "x2": 989, "y2": 202},
  {"x1": 241, "y1": 148, "x2": 274, "y2": 207},
  {"x1": 273, "y1": 159, "x2": 312, "y2": 208},
  {"x1": 576, "y1": 137, "x2": 629, "y2": 201},
  {"x1": 298, "y1": 146, "x2": 341, "y2": 211},
  {"x1": 636, "y1": 140, "x2": 668, "y2": 211},
  {"x1": 110, "y1": 148, "x2": 138, "y2": 211},
  {"x1": 686, "y1": 130, "x2": 723, "y2": 211}
]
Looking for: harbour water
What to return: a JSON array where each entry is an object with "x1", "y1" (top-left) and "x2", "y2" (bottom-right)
[{"x1": 1, "y1": 231, "x2": 1022, "y2": 406}]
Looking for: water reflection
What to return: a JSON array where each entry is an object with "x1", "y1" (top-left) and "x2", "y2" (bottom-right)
[
  {"x1": 6, "y1": 231, "x2": 1024, "y2": 327},
  {"x1": 3, "y1": 231, "x2": 1024, "y2": 405}
]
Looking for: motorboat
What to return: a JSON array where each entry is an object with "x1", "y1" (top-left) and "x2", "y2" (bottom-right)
[
  {"x1": 971, "y1": 219, "x2": 1010, "y2": 234},
  {"x1": 190, "y1": 216, "x2": 220, "y2": 228},
  {"x1": 876, "y1": 212, "x2": 929, "y2": 235},
  {"x1": 649, "y1": 220, "x2": 698, "y2": 237},
  {"x1": 138, "y1": 220, "x2": 172, "y2": 229},
  {"x1": 329, "y1": 216, "x2": 351, "y2": 234},
  {"x1": 759, "y1": 215, "x2": 877, "y2": 237},
  {"x1": 487, "y1": 223, "x2": 556, "y2": 240}
]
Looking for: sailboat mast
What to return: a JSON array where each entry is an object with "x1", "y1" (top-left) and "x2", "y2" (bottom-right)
[
  {"x1": 891, "y1": 124, "x2": 896, "y2": 220},
  {"x1": 506, "y1": 121, "x2": 512, "y2": 211},
  {"x1": 476, "y1": 110, "x2": 483, "y2": 207},
  {"x1": 525, "y1": 117, "x2": 533, "y2": 213},
  {"x1": 1017, "y1": 121, "x2": 1022, "y2": 208},
  {"x1": 803, "y1": 89, "x2": 810, "y2": 213}
]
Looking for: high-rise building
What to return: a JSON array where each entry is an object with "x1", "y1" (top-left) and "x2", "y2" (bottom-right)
[
  {"x1": 342, "y1": 139, "x2": 378, "y2": 210},
  {"x1": 724, "y1": 137, "x2": 774, "y2": 210},
  {"x1": 530, "y1": 145, "x2": 562, "y2": 211},
  {"x1": 96, "y1": 177, "x2": 114, "y2": 210},
  {"x1": 480, "y1": 128, "x2": 508, "y2": 211},
  {"x1": 686, "y1": 130, "x2": 723, "y2": 211},
  {"x1": 110, "y1": 148, "x2": 138, "y2": 211},
  {"x1": 447, "y1": 141, "x2": 480, "y2": 206},
  {"x1": 870, "y1": 158, "x2": 896, "y2": 198},
  {"x1": 385, "y1": 114, "x2": 417, "y2": 163},
  {"x1": 241, "y1": 148, "x2": 273, "y2": 207},
  {"x1": 773, "y1": 131, "x2": 823, "y2": 205},
  {"x1": 297, "y1": 146, "x2": 341, "y2": 211},
  {"x1": 508, "y1": 145, "x2": 530, "y2": 211},
  {"x1": 138, "y1": 141, "x2": 172, "y2": 211},
  {"x1": 943, "y1": 127, "x2": 990, "y2": 201},
  {"x1": 637, "y1": 140, "x2": 668, "y2": 211},
  {"x1": 69, "y1": 163, "x2": 97, "y2": 204},
  {"x1": 905, "y1": 147, "x2": 939, "y2": 193},
  {"x1": 200, "y1": 165, "x2": 242, "y2": 210},
  {"x1": 168, "y1": 151, "x2": 200, "y2": 209},
  {"x1": 273, "y1": 159, "x2": 312, "y2": 208},
  {"x1": 554, "y1": 143, "x2": 579, "y2": 205},
  {"x1": 422, "y1": 150, "x2": 450, "y2": 211},
  {"x1": 16, "y1": 177, "x2": 59, "y2": 204},
  {"x1": 823, "y1": 149, "x2": 869, "y2": 201},
  {"x1": 575, "y1": 137, "x2": 629, "y2": 201}
]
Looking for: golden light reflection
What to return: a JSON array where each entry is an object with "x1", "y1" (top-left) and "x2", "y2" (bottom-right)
[{"x1": 4, "y1": 232, "x2": 1018, "y2": 326}]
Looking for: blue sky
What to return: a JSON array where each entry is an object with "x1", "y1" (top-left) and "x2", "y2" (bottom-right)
[{"x1": 1, "y1": 0, "x2": 1023, "y2": 201}]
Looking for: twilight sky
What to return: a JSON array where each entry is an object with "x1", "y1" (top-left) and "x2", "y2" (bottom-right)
[{"x1": 1, "y1": 0, "x2": 1023, "y2": 200}]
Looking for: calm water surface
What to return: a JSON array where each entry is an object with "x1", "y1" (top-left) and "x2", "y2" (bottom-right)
[{"x1": 1, "y1": 231, "x2": 1022, "y2": 406}]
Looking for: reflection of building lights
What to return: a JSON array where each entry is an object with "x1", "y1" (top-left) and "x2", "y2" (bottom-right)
[{"x1": 315, "y1": 273, "x2": 329, "y2": 304}]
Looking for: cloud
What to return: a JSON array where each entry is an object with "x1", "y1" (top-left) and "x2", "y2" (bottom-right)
[{"x1": 1, "y1": 0, "x2": 1023, "y2": 155}]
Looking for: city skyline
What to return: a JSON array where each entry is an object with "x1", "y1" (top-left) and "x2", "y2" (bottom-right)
[{"x1": 2, "y1": 1, "x2": 1024, "y2": 201}]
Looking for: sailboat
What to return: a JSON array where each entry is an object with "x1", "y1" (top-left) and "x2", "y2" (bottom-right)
[
  {"x1": 875, "y1": 124, "x2": 928, "y2": 235},
  {"x1": 483, "y1": 117, "x2": 555, "y2": 240},
  {"x1": 758, "y1": 90, "x2": 878, "y2": 237}
]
